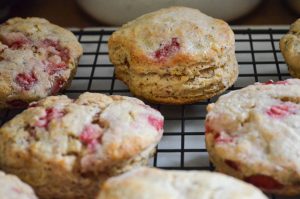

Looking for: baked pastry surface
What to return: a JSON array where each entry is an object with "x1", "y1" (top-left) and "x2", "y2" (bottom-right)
[
  {"x1": 0, "y1": 92, "x2": 164, "y2": 199},
  {"x1": 109, "y1": 6, "x2": 238, "y2": 104},
  {"x1": 205, "y1": 79, "x2": 300, "y2": 195},
  {"x1": 0, "y1": 171, "x2": 38, "y2": 199},
  {"x1": 97, "y1": 167, "x2": 267, "y2": 199},
  {"x1": 0, "y1": 17, "x2": 83, "y2": 108}
]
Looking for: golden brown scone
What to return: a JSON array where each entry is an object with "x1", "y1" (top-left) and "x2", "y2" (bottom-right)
[
  {"x1": 280, "y1": 19, "x2": 300, "y2": 78},
  {"x1": 0, "y1": 171, "x2": 38, "y2": 199},
  {"x1": 0, "y1": 17, "x2": 83, "y2": 108},
  {"x1": 205, "y1": 79, "x2": 300, "y2": 195},
  {"x1": 109, "y1": 7, "x2": 238, "y2": 104},
  {"x1": 97, "y1": 167, "x2": 267, "y2": 199},
  {"x1": 0, "y1": 92, "x2": 164, "y2": 199}
]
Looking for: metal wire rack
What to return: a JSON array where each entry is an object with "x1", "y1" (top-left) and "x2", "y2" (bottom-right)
[{"x1": 0, "y1": 27, "x2": 297, "y2": 199}]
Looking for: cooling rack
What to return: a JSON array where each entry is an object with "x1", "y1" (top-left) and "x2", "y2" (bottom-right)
[{"x1": 0, "y1": 27, "x2": 297, "y2": 199}]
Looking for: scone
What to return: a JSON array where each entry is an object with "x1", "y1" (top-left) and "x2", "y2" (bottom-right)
[
  {"x1": 205, "y1": 79, "x2": 300, "y2": 195},
  {"x1": 0, "y1": 171, "x2": 38, "y2": 199},
  {"x1": 0, "y1": 92, "x2": 164, "y2": 199},
  {"x1": 97, "y1": 167, "x2": 267, "y2": 199},
  {"x1": 108, "y1": 6, "x2": 238, "y2": 105},
  {"x1": 0, "y1": 17, "x2": 83, "y2": 108},
  {"x1": 280, "y1": 19, "x2": 300, "y2": 78}
]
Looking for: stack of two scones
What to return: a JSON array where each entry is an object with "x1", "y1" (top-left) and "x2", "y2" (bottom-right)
[{"x1": 109, "y1": 7, "x2": 238, "y2": 104}]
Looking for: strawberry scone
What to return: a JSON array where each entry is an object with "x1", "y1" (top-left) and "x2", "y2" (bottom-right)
[
  {"x1": 0, "y1": 17, "x2": 83, "y2": 108},
  {"x1": 205, "y1": 79, "x2": 300, "y2": 195},
  {"x1": 280, "y1": 19, "x2": 300, "y2": 78},
  {"x1": 109, "y1": 7, "x2": 238, "y2": 105},
  {"x1": 97, "y1": 167, "x2": 267, "y2": 199},
  {"x1": 0, "y1": 171, "x2": 38, "y2": 199},
  {"x1": 0, "y1": 92, "x2": 164, "y2": 199}
]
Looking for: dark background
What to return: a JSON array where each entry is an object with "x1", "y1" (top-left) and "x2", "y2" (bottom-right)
[{"x1": 5, "y1": 0, "x2": 300, "y2": 27}]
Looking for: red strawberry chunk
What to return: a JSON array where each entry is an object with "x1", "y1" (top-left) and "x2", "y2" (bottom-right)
[
  {"x1": 46, "y1": 61, "x2": 67, "y2": 75},
  {"x1": 266, "y1": 103, "x2": 298, "y2": 119},
  {"x1": 80, "y1": 124, "x2": 103, "y2": 149},
  {"x1": 42, "y1": 39, "x2": 70, "y2": 62},
  {"x1": 15, "y1": 71, "x2": 38, "y2": 90},
  {"x1": 1, "y1": 32, "x2": 30, "y2": 49},
  {"x1": 154, "y1": 37, "x2": 180, "y2": 60},
  {"x1": 245, "y1": 175, "x2": 284, "y2": 190},
  {"x1": 59, "y1": 48, "x2": 70, "y2": 62},
  {"x1": 51, "y1": 78, "x2": 65, "y2": 95},
  {"x1": 205, "y1": 122, "x2": 214, "y2": 134},
  {"x1": 225, "y1": 159, "x2": 239, "y2": 171},
  {"x1": 35, "y1": 108, "x2": 65, "y2": 129},
  {"x1": 262, "y1": 80, "x2": 288, "y2": 85},
  {"x1": 87, "y1": 139, "x2": 98, "y2": 152},
  {"x1": 41, "y1": 39, "x2": 70, "y2": 75},
  {"x1": 42, "y1": 38, "x2": 58, "y2": 47},
  {"x1": 148, "y1": 115, "x2": 164, "y2": 132},
  {"x1": 214, "y1": 133, "x2": 234, "y2": 144},
  {"x1": 10, "y1": 40, "x2": 28, "y2": 50}
]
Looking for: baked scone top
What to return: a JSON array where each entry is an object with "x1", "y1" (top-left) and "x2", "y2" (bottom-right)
[
  {"x1": 206, "y1": 79, "x2": 300, "y2": 185},
  {"x1": 0, "y1": 171, "x2": 37, "y2": 199},
  {"x1": 0, "y1": 93, "x2": 163, "y2": 173},
  {"x1": 97, "y1": 167, "x2": 267, "y2": 199},
  {"x1": 109, "y1": 7, "x2": 235, "y2": 73},
  {"x1": 0, "y1": 17, "x2": 82, "y2": 60},
  {"x1": 0, "y1": 17, "x2": 83, "y2": 107}
]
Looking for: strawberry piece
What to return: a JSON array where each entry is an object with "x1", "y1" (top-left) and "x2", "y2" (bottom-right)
[
  {"x1": 87, "y1": 139, "x2": 98, "y2": 152},
  {"x1": 148, "y1": 115, "x2": 164, "y2": 132},
  {"x1": 266, "y1": 103, "x2": 298, "y2": 119},
  {"x1": 80, "y1": 124, "x2": 102, "y2": 144},
  {"x1": 80, "y1": 124, "x2": 103, "y2": 152},
  {"x1": 214, "y1": 133, "x2": 234, "y2": 144},
  {"x1": 42, "y1": 39, "x2": 70, "y2": 62},
  {"x1": 6, "y1": 99, "x2": 28, "y2": 108},
  {"x1": 46, "y1": 61, "x2": 67, "y2": 75},
  {"x1": 15, "y1": 71, "x2": 38, "y2": 90},
  {"x1": 245, "y1": 175, "x2": 284, "y2": 190},
  {"x1": 51, "y1": 78, "x2": 65, "y2": 95},
  {"x1": 225, "y1": 159, "x2": 239, "y2": 171},
  {"x1": 41, "y1": 39, "x2": 70, "y2": 76},
  {"x1": 262, "y1": 80, "x2": 288, "y2": 85},
  {"x1": 59, "y1": 48, "x2": 70, "y2": 63},
  {"x1": 35, "y1": 108, "x2": 65, "y2": 129},
  {"x1": 154, "y1": 37, "x2": 180, "y2": 60},
  {"x1": 1, "y1": 32, "x2": 30, "y2": 49},
  {"x1": 205, "y1": 122, "x2": 214, "y2": 134},
  {"x1": 42, "y1": 38, "x2": 58, "y2": 47},
  {"x1": 10, "y1": 40, "x2": 28, "y2": 50}
]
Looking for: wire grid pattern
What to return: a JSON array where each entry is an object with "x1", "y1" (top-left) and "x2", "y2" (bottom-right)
[{"x1": 0, "y1": 27, "x2": 297, "y2": 199}]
